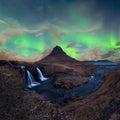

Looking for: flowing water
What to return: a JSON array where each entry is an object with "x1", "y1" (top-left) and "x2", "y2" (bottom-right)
[
  {"x1": 20, "y1": 66, "x2": 40, "y2": 89},
  {"x1": 36, "y1": 67, "x2": 48, "y2": 81},
  {"x1": 20, "y1": 62, "x2": 120, "y2": 104},
  {"x1": 26, "y1": 70, "x2": 40, "y2": 88},
  {"x1": 31, "y1": 69, "x2": 104, "y2": 104}
]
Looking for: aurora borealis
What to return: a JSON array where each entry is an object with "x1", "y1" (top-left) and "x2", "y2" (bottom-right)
[{"x1": 0, "y1": 0, "x2": 120, "y2": 62}]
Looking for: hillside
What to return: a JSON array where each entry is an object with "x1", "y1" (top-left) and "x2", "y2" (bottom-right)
[{"x1": 0, "y1": 46, "x2": 120, "y2": 120}]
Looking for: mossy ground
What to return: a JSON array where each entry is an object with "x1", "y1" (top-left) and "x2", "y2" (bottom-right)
[{"x1": 0, "y1": 64, "x2": 120, "y2": 120}]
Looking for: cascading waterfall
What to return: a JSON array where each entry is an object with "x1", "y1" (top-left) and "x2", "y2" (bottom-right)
[
  {"x1": 20, "y1": 66, "x2": 40, "y2": 89},
  {"x1": 26, "y1": 70, "x2": 40, "y2": 88},
  {"x1": 36, "y1": 67, "x2": 48, "y2": 81}
]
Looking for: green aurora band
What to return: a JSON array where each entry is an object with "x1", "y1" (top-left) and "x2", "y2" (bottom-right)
[{"x1": 0, "y1": 9, "x2": 120, "y2": 61}]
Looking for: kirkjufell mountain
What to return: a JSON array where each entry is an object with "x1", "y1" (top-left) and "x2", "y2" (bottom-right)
[
  {"x1": 35, "y1": 46, "x2": 95, "y2": 76},
  {"x1": 48, "y1": 46, "x2": 67, "y2": 56},
  {"x1": 37, "y1": 46, "x2": 80, "y2": 63}
]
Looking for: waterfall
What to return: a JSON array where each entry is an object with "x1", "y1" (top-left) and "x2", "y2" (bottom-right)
[
  {"x1": 20, "y1": 66, "x2": 27, "y2": 88},
  {"x1": 26, "y1": 70, "x2": 40, "y2": 88},
  {"x1": 20, "y1": 66, "x2": 40, "y2": 89},
  {"x1": 36, "y1": 67, "x2": 48, "y2": 81}
]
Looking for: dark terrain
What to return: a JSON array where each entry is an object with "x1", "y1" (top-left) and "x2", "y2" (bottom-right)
[{"x1": 0, "y1": 46, "x2": 120, "y2": 120}]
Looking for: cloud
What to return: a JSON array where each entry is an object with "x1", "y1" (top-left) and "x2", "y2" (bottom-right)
[
  {"x1": 0, "y1": 28, "x2": 26, "y2": 45},
  {"x1": 0, "y1": 22, "x2": 50, "y2": 45},
  {"x1": 50, "y1": 24, "x2": 68, "y2": 41},
  {"x1": 26, "y1": 22, "x2": 49, "y2": 34},
  {"x1": 104, "y1": 52, "x2": 120, "y2": 62},
  {"x1": 42, "y1": 46, "x2": 51, "y2": 57},
  {"x1": 0, "y1": 50, "x2": 42, "y2": 62},
  {"x1": 66, "y1": 42, "x2": 82, "y2": 48},
  {"x1": 101, "y1": 50, "x2": 116, "y2": 59},
  {"x1": 2, "y1": 28, "x2": 26, "y2": 36},
  {"x1": 76, "y1": 23, "x2": 102, "y2": 33},
  {"x1": 78, "y1": 47, "x2": 102, "y2": 60},
  {"x1": 0, "y1": 19, "x2": 8, "y2": 25},
  {"x1": 35, "y1": 32, "x2": 43, "y2": 37},
  {"x1": 26, "y1": 23, "x2": 49, "y2": 37},
  {"x1": 0, "y1": 18, "x2": 49, "y2": 44},
  {"x1": 78, "y1": 48, "x2": 119, "y2": 61}
]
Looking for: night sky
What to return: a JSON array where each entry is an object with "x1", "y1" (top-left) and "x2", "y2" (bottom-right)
[{"x1": 0, "y1": 0, "x2": 120, "y2": 62}]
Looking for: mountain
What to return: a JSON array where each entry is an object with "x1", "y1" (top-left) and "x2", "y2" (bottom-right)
[
  {"x1": 37, "y1": 46, "x2": 80, "y2": 64},
  {"x1": 33, "y1": 46, "x2": 95, "y2": 88},
  {"x1": 49, "y1": 46, "x2": 66, "y2": 56},
  {"x1": 35, "y1": 46, "x2": 95, "y2": 76}
]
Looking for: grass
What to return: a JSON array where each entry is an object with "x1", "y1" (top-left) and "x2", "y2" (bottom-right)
[
  {"x1": 0, "y1": 64, "x2": 120, "y2": 120},
  {"x1": 0, "y1": 65, "x2": 72, "y2": 120}
]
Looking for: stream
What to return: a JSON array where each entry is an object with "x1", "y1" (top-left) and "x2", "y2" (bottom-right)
[{"x1": 21, "y1": 61, "x2": 120, "y2": 104}]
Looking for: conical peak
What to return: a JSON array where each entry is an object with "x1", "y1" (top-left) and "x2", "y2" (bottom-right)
[
  {"x1": 36, "y1": 45, "x2": 79, "y2": 63},
  {"x1": 53, "y1": 46, "x2": 64, "y2": 52},
  {"x1": 50, "y1": 46, "x2": 66, "y2": 56}
]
